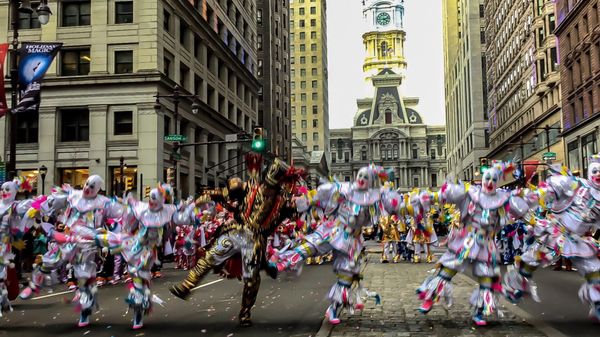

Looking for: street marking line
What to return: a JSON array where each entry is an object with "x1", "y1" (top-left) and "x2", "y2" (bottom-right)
[
  {"x1": 32, "y1": 289, "x2": 75, "y2": 301},
  {"x1": 29, "y1": 278, "x2": 224, "y2": 301},
  {"x1": 191, "y1": 278, "x2": 224, "y2": 291}
]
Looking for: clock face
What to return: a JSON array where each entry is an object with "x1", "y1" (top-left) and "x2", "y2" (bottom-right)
[{"x1": 376, "y1": 12, "x2": 391, "y2": 26}]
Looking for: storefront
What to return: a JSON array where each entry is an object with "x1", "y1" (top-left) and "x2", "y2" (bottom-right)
[
  {"x1": 59, "y1": 168, "x2": 90, "y2": 189},
  {"x1": 111, "y1": 166, "x2": 138, "y2": 196}
]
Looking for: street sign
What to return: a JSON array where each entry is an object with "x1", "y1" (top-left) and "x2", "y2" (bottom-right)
[
  {"x1": 0, "y1": 163, "x2": 5, "y2": 184},
  {"x1": 225, "y1": 134, "x2": 238, "y2": 150},
  {"x1": 170, "y1": 152, "x2": 182, "y2": 161},
  {"x1": 542, "y1": 152, "x2": 557, "y2": 161},
  {"x1": 164, "y1": 134, "x2": 187, "y2": 142}
]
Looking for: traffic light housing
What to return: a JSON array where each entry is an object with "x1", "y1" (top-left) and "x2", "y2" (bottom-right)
[
  {"x1": 479, "y1": 157, "x2": 489, "y2": 174},
  {"x1": 251, "y1": 127, "x2": 266, "y2": 153},
  {"x1": 124, "y1": 177, "x2": 134, "y2": 192},
  {"x1": 144, "y1": 185, "x2": 151, "y2": 199},
  {"x1": 166, "y1": 167, "x2": 175, "y2": 186}
]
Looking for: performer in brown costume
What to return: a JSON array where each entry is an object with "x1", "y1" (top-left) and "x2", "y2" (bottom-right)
[{"x1": 169, "y1": 153, "x2": 305, "y2": 326}]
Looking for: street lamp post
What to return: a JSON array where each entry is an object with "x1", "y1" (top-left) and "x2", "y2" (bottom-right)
[
  {"x1": 154, "y1": 85, "x2": 200, "y2": 197},
  {"x1": 119, "y1": 156, "x2": 125, "y2": 196},
  {"x1": 7, "y1": 0, "x2": 52, "y2": 180},
  {"x1": 39, "y1": 164, "x2": 47, "y2": 195}
]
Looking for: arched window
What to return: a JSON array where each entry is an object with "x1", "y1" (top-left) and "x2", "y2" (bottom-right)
[
  {"x1": 393, "y1": 144, "x2": 399, "y2": 159},
  {"x1": 381, "y1": 41, "x2": 389, "y2": 57},
  {"x1": 385, "y1": 108, "x2": 392, "y2": 124},
  {"x1": 412, "y1": 144, "x2": 418, "y2": 159}
]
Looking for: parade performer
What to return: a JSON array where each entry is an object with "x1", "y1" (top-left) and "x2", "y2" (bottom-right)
[
  {"x1": 169, "y1": 154, "x2": 304, "y2": 326},
  {"x1": 272, "y1": 165, "x2": 402, "y2": 325},
  {"x1": 503, "y1": 159, "x2": 600, "y2": 321},
  {"x1": 0, "y1": 178, "x2": 34, "y2": 316},
  {"x1": 404, "y1": 191, "x2": 438, "y2": 263},
  {"x1": 416, "y1": 162, "x2": 533, "y2": 326},
  {"x1": 380, "y1": 214, "x2": 402, "y2": 263},
  {"x1": 95, "y1": 184, "x2": 189, "y2": 329},
  {"x1": 19, "y1": 175, "x2": 124, "y2": 327}
]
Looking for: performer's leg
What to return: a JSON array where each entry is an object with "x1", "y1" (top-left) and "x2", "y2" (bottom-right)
[
  {"x1": 470, "y1": 262, "x2": 499, "y2": 326},
  {"x1": 413, "y1": 243, "x2": 421, "y2": 263},
  {"x1": 273, "y1": 240, "x2": 320, "y2": 272},
  {"x1": 571, "y1": 257, "x2": 600, "y2": 320},
  {"x1": 169, "y1": 235, "x2": 236, "y2": 299},
  {"x1": 126, "y1": 262, "x2": 152, "y2": 330},
  {"x1": 239, "y1": 270, "x2": 261, "y2": 326},
  {"x1": 20, "y1": 245, "x2": 64, "y2": 299},
  {"x1": 73, "y1": 259, "x2": 98, "y2": 327},
  {"x1": 0, "y1": 264, "x2": 12, "y2": 317},
  {"x1": 416, "y1": 250, "x2": 464, "y2": 313}
]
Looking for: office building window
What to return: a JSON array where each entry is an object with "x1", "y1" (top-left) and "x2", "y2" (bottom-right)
[
  {"x1": 431, "y1": 174, "x2": 437, "y2": 187},
  {"x1": 313, "y1": 133, "x2": 318, "y2": 141},
  {"x1": 311, "y1": 19, "x2": 316, "y2": 26},
  {"x1": 313, "y1": 145, "x2": 319, "y2": 151},
  {"x1": 16, "y1": 111, "x2": 38, "y2": 143},
  {"x1": 115, "y1": 50, "x2": 133, "y2": 74},
  {"x1": 163, "y1": 9, "x2": 171, "y2": 33},
  {"x1": 568, "y1": 140, "x2": 580, "y2": 172},
  {"x1": 59, "y1": 168, "x2": 89, "y2": 189},
  {"x1": 312, "y1": 105, "x2": 318, "y2": 114},
  {"x1": 344, "y1": 152, "x2": 350, "y2": 162},
  {"x1": 62, "y1": 1, "x2": 91, "y2": 26},
  {"x1": 61, "y1": 48, "x2": 91, "y2": 76},
  {"x1": 115, "y1": 1, "x2": 133, "y2": 24},
  {"x1": 361, "y1": 148, "x2": 367, "y2": 161},
  {"x1": 412, "y1": 145, "x2": 418, "y2": 159},
  {"x1": 60, "y1": 107, "x2": 89, "y2": 142},
  {"x1": 312, "y1": 119, "x2": 318, "y2": 127},
  {"x1": 311, "y1": 31, "x2": 317, "y2": 38},
  {"x1": 114, "y1": 111, "x2": 133, "y2": 135},
  {"x1": 301, "y1": 133, "x2": 307, "y2": 142},
  {"x1": 301, "y1": 120, "x2": 307, "y2": 128}
]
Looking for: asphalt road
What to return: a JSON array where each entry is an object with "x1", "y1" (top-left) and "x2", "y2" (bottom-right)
[{"x1": 1, "y1": 264, "x2": 335, "y2": 337}]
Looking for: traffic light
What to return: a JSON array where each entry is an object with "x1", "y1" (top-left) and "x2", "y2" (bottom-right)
[
  {"x1": 125, "y1": 177, "x2": 134, "y2": 192},
  {"x1": 144, "y1": 185, "x2": 151, "y2": 199},
  {"x1": 479, "y1": 157, "x2": 489, "y2": 174},
  {"x1": 251, "y1": 127, "x2": 266, "y2": 153},
  {"x1": 166, "y1": 167, "x2": 175, "y2": 186}
]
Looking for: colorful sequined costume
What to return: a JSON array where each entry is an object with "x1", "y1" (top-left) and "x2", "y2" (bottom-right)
[
  {"x1": 416, "y1": 162, "x2": 533, "y2": 325},
  {"x1": 503, "y1": 160, "x2": 600, "y2": 321},
  {"x1": 169, "y1": 154, "x2": 304, "y2": 326},
  {"x1": 95, "y1": 184, "x2": 189, "y2": 329},
  {"x1": 380, "y1": 214, "x2": 402, "y2": 263},
  {"x1": 272, "y1": 165, "x2": 402, "y2": 325},
  {"x1": 0, "y1": 178, "x2": 34, "y2": 316},
  {"x1": 19, "y1": 175, "x2": 124, "y2": 327}
]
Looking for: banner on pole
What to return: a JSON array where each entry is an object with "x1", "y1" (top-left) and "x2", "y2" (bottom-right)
[
  {"x1": 13, "y1": 42, "x2": 62, "y2": 114},
  {"x1": 0, "y1": 44, "x2": 9, "y2": 117}
]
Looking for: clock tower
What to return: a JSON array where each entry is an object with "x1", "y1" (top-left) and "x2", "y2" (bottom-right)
[{"x1": 362, "y1": 0, "x2": 407, "y2": 90}]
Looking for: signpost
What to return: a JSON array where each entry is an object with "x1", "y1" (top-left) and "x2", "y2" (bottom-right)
[
  {"x1": 542, "y1": 152, "x2": 557, "y2": 161},
  {"x1": 225, "y1": 134, "x2": 239, "y2": 150},
  {"x1": 164, "y1": 134, "x2": 187, "y2": 142}
]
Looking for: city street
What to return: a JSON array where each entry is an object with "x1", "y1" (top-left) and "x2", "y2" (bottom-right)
[{"x1": 1, "y1": 264, "x2": 334, "y2": 337}]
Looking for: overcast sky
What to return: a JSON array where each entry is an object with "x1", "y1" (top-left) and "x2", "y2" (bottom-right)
[{"x1": 326, "y1": 0, "x2": 445, "y2": 128}]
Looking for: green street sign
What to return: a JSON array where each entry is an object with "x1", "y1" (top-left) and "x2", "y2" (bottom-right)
[
  {"x1": 164, "y1": 134, "x2": 187, "y2": 142},
  {"x1": 543, "y1": 152, "x2": 557, "y2": 160},
  {"x1": 170, "y1": 152, "x2": 182, "y2": 161}
]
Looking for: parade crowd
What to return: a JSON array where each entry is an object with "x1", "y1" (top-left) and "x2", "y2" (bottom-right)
[{"x1": 0, "y1": 153, "x2": 599, "y2": 331}]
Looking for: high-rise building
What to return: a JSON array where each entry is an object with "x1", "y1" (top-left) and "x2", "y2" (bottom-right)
[
  {"x1": 290, "y1": 0, "x2": 330, "y2": 156},
  {"x1": 0, "y1": 0, "x2": 259, "y2": 196},
  {"x1": 555, "y1": 0, "x2": 600, "y2": 174},
  {"x1": 256, "y1": 0, "x2": 291, "y2": 160},
  {"x1": 485, "y1": 0, "x2": 564, "y2": 181},
  {"x1": 329, "y1": 0, "x2": 447, "y2": 191},
  {"x1": 442, "y1": 0, "x2": 488, "y2": 182}
]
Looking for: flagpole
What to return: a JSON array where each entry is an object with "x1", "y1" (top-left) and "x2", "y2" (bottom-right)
[{"x1": 8, "y1": 0, "x2": 19, "y2": 180}]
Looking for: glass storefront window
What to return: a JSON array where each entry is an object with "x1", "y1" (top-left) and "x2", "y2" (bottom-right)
[
  {"x1": 60, "y1": 168, "x2": 90, "y2": 189},
  {"x1": 111, "y1": 166, "x2": 138, "y2": 195},
  {"x1": 567, "y1": 141, "x2": 580, "y2": 173},
  {"x1": 18, "y1": 169, "x2": 39, "y2": 195},
  {"x1": 582, "y1": 132, "x2": 597, "y2": 173}
]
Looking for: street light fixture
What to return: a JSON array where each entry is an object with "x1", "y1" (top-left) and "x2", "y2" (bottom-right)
[
  {"x1": 7, "y1": 0, "x2": 53, "y2": 181},
  {"x1": 39, "y1": 164, "x2": 47, "y2": 195}
]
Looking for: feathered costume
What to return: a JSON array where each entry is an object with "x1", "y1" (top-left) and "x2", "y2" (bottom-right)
[
  {"x1": 272, "y1": 165, "x2": 402, "y2": 324},
  {"x1": 503, "y1": 158, "x2": 600, "y2": 321},
  {"x1": 416, "y1": 162, "x2": 533, "y2": 325}
]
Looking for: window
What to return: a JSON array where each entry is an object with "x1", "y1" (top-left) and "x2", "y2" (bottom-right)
[
  {"x1": 300, "y1": 81, "x2": 306, "y2": 89},
  {"x1": 115, "y1": 1, "x2": 133, "y2": 24},
  {"x1": 312, "y1": 119, "x2": 318, "y2": 127},
  {"x1": 548, "y1": 14, "x2": 555, "y2": 32},
  {"x1": 300, "y1": 69, "x2": 306, "y2": 76},
  {"x1": 550, "y1": 47, "x2": 558, "y2": 71},
  {"x1": 301, "y1": 93, "x2": 306, "y2": 101},
  {"x1": 344, "y1": 152, "x2": 349, "y2": 162},
  {"x1": 311, "y1": 43, "x2": 317, "y2": 51},
  {"x1": 16, "y1": 111, "x2": 38, "y2": 143},
  {"x1": 299, "y1": 8, "x2": 305, "y2": 15},
  {"x1": 300, "y1": 44, "x2": 306, "y2": 51},
  {"x1": 257, "y1": 9, "x2": 262, "y2": 24},
  {"x1": 180, "y1": 21, "x2": 189, "y2": 46},
  {"x1": 114, "y1": 111, "x2": 133, "y2": 135},
  {"x1": 257, "y1": 34, "x2": 263, "y2": 50},
  {"x1": 163, "y1": 55, "x2": 172, "y2": 78},
  {"x1": 62, "y1": 1, "x2": 91, "y2": 27},
  {"x1": 300, "y1": 32, "x2": 305, "y2": 40},
  {"x1": 312, "y1": 68, "x2": 317, "y2": 75},
  {"x1": 18, "y1": 3, "x2": 41, "y2": 29},
  {"x1": 310, "y1": 7, "x2": 316, "y2": 14},
  {"x1": 310, "y1": 19, "x2": 316, "y2": 26},
  {"x1": 312, "y1": 105, "x2": 318, "y2": 114},
  {"x1": 311, "y1": 31, "x2": 317, "y2": 39},
  {"x1": 115, "y1": 50, "x2": 133, "y2": 74},
  {"x1": 299, "y1": 20, "x2": 305, "y2": 28},
  {"x1": 164, "y1": 115, "x2": 171, "y2": 136},
  {"x1": 312, "y1": 92, "x2": 317, "y2": 100},
  {"x1": 412, "y1": 145, "x2": 418, "y2": 159},
  {"x1": 301, "y1": 133, "x2": 307, "y2": 141},
  {"x1": 385, "y1": 109, "x2": 392, "y2": 124},
  {"x1": 431, "y1": 174, "x2": 437, "y2": 187},
  {"x1": 300, "y1": 56, "x2": 306, "y2": 64},
  {"x1": 59, "y1": 168, "x2": 89, "y2": 189},
  {"x1": 582, "y1": 133, "x2": 597, "y2": 172},
  {"x1": 430, "y1": 149, "x2": 436, "y2": 159},
  {"x1": 163, "y1": 9, "x2": 171, "y2": 32},
  {"x1": 413, "y1": 177, "x2": 419, "y2": 187},
  {"x1": 568, "y1": 140, "x2": 580, "y2": 172},
  {"x1": 61, "y1": 48, "x2": 91, "y2": 76},
  {"x1": 313, "y1": 133, "x2": 318, "y2": 141},
  {"x1": 301, "y1": 120, "x2": 307, "y2": 128},
  {"x1": 311, "y1": 56, "x2": 317, "y2": 63},
  {"x1": 313, "y1": 145, "x2": 319, "y2": 151},
  {"x1": 301, "y1": 106, "x2": 307, "y2": 115},
  {"x1": 381, "y1": 41, "x2": 389, "y2": 57},
  {"x1": 60, "y1": 108, "x2": 89, "y2": 142},
  {"x1": 361, "y1": 148, "x2": 367, "y2": 161}
]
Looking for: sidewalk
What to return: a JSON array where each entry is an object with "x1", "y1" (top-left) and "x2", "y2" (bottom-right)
[{"x1": 316, "y1": 253, "x2": 554, "y2": 337}]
